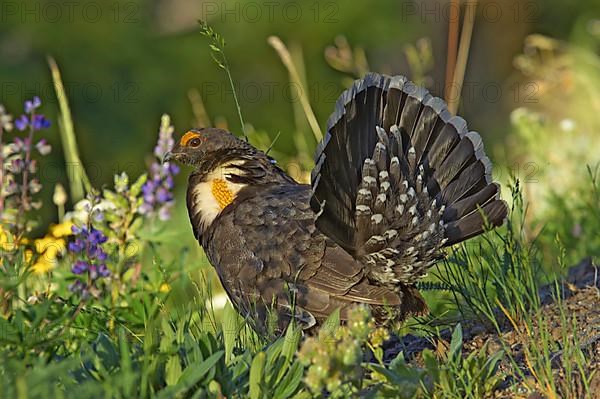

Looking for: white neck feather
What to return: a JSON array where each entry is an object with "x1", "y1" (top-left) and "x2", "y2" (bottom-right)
[{"x1": 189, "y1": 162, "x2": 247, "y2": 230}]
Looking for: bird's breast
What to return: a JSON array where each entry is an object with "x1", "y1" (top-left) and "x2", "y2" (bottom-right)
[{"x1": 188, "y1": 166, "x2": 247, "y2": 231}]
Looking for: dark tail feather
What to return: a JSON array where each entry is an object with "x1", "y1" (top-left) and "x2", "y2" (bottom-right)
[
  {"x1": 312, "y1": 73, "x2": 508, "y2": 275},
  {"x1": 444, "y1": 199, "x2": 507, "y2": 245}
]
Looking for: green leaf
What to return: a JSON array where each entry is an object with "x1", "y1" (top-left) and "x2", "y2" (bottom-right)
[
  {"x1": 92, "y1": 333, "x2": 119, "y2": 371},
  {"x1": 273, "y1": 362, "x2": 303, "y2": 399},
  {"x1": 177, "y1": 350, "x2": 223, "y2": 387},
  {"x1": 157, "y1": 351, "x2": 224, "y2": 398},
  {"x1": 165, "y1": 355, "x2": 182, "y2": 386},
  {"x1": 449, "y1": 324, "x2": 463, "y2": 361},
  {"x1": 368, "y1": 364, "x2": 405, "y2": 386},
  {"x1": 249, "y1": 351, "x2": 266, "y2": 399},
  {"x1": 48, "y1": 56, "x2": 91, "y2": 200},
  {"x1": 130, "y1": 173, "x2": 147, "y2": 197},
  {"x1": 281, "y1": 323, "x2": 301, "y2": 362},
  {"x1": 114, "y1": 171, "x2": 129, "y2": 192},
  {"x1": 319, "y1": 308, "x2": 340, "y2": 344},
  {"x1": 128, "y1": 217, "x2": 144, "y2": 237},
  {"x1": 103, "y1": 189, "x2": 128, "y2": 208},
  {"x1": 222, "y1": 302, "x2": 240, "y2": 365}
]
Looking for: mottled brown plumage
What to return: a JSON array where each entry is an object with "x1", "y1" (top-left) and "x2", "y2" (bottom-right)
[{"x1": 165, "y1": 73, "x2": 508, "y2": 337}]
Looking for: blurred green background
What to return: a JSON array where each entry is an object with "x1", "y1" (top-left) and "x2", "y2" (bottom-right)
[{"x1": 1, "y1": 0, "x2": 599, "y2": 233}]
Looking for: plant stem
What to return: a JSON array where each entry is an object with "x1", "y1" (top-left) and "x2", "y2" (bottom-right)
[
  {"x1": 48, "y1": 56, "x2": 91, "y2": 201},
  {"x1": 199, "y1": 22, "x2": 247, "y2": 141},
  {"x1": 16, "y1": 115, "x2": 36, "y2": 239},
  {"x1": 188, "y1": 88, "x2": 212, "y2": 128},
  {"x1": 0, "y1": 125, "x2": 5, "y2": 217},
  {"x1": 447, "y1": 0, "x2": 479, "y2": 115},
  {"x1": 268, "y1": 36, "x2": 323, "y2": 143},
  {"x1": 222, "y1": 55, "x2": 247, "y2": 141},
  {"x1": 445, "y1": 0, "x2": 460, "y2": 104}
]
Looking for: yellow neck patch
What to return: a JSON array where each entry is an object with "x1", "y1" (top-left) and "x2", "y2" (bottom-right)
[{"x1": 211, "y1": 179, "x2": 235, "y2": 209}]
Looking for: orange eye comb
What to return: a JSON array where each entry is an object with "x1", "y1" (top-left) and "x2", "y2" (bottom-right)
[{"x1": 181, "y1": 131, "x2": 202, "y2": 146}]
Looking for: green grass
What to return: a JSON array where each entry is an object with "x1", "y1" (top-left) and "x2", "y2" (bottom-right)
[
  {"x1": 1, "y1": 24, "x2": 599, "y2": 399},
  {"x1": 1, "y1": 164, "x2": 598, "y2": 398}
]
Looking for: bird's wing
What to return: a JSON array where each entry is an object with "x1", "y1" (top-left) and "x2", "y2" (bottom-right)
[
  {"x1": 207, "y1": 184, "x2": 400, "y2": 334},
  {"x1": 311, "y1": 73, "x2": 507, "y2": 284}
]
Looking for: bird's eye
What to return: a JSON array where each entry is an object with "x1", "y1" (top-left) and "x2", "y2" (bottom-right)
[{"x1": 189, "y1": 137, "x2": 202, "y2": 147}]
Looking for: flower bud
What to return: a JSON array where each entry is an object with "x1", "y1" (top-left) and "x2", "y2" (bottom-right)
[{"x1": 53, "y1": 183, "x2": 67, "y2": 207}]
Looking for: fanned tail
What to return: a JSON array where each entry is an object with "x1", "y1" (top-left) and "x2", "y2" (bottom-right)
[{"x1": 311, "y1": 73, "x2": 507, "y2": 286}]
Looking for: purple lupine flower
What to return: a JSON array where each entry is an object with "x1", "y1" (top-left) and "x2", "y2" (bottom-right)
[
  {"x1": 89, "y1": 228, "x2": 108, "y2": 244},
  {"x1": 68, "y1": 280, "x2": 87, "y2": 298},
  {"x1": 72, "y1": 260, "x2": 88, "y2": 274},
  {"x1": 68, "y1": 238, "x2": 85, "y2": 253},
  {"x1": 98, "y1": 264, "x2": 110, "y2": 277},
  {"x1": 14, "y1": 115, "x2": 28, "y2": 131},
  {"x1": 139, "y1": 114, "x2": 179, "y2": 220},
  {"x1": 31, "y1": 115, "x2": 51, "y2": 130},
  {"x1": 10, "y1": 158, "x2": 25, "y2": 173},
  {"x1": 24, "y1": 96, "x2": 41, "y2": 113},
  {"x1": 14, "y1": 97, "x2": 51, "y2": 133},
  {"x1": 68, "y1": 223, "x2": 111, "y2": 298},
  {"x1": 153, "y1": 115, "x2": 175, "y2": 159},
  {"x1": 1, "y1": 97, "x2": 52, "y2": 237}
]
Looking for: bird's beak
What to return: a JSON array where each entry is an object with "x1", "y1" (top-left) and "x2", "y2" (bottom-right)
[{"x1": 162, "y1": 151, "x2": 174, "y2": 163}]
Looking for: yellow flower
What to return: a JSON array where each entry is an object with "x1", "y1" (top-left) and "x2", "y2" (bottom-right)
[
  {"x1": 1, "y1": 224, "x2": 68, "y2": 274},
  {"x1": 32, "y1": 258, "x2": 54, "y2": 274},
  {"x1": 0, "y1": 226, "x2": 17, "y2": 252},
  {"x1": 24, "y1": 249, "x2": 33, "y2": 263},
  {"x1": 49, "y1": 222, "x2": 74, "y2": 238},
  {"x1": 0, "y1": 225, "x2": 30, "y2": 252},
  {"x1": 31, "y1": 236, "x2": 66, "y2": 275},
  {"x1": 159, "y1": 283, "x2": 171, "y2": 293}
]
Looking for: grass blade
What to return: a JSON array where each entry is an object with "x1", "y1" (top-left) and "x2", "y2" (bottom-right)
[{"x1": 48, "y1": 56, "x2": 91, "y2": 201}]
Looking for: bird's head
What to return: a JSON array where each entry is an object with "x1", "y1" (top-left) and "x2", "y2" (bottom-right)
[
  {"x1": 163, "y1": 128, "x2": 258, "y2": 173},
  {"x1": 165, "y1": 128, "x2": 295, "y2": 237}
]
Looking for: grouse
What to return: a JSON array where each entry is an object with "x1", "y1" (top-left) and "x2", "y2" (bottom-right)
[{"x1": 165, "y1": 73, "x2": 508, "y2": 337}]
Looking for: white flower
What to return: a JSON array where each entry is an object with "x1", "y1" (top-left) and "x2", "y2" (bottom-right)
[
  {"x1": 559, "y1": 118, "x2": 575, "y2": 132},
  {"x1": 65, "y1": 198, "x2": 117, "y2": 225}
]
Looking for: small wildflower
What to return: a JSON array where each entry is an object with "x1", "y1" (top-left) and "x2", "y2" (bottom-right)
[
  {"x1": 0, "y1": 225, "x2": 28, "y2": 253},
  {"x1": 298, "y1": 305, "x2": 378, "y2": 394},
  {"x1": 49, "y1": 221, "x2": 73, "y2": 238},
  {"x1": 14, "y1": 115, "x2": 28, "y2": 131},
  {"x1": 0, "y1": 104, "x2": 13, "y2": 131},
  {"x1": 24, "y1": 96, "x2": 41, "y2": 113},
  {"x1": 35, "y1": 139, "x2": 52, "y2": 155},
  {"x1": 31, "y1": 235, "x2": 66, "y2": 275},
  {"x1": 29, "y1": 179, "x2": 42, "y2": 194},
  {"x1": 1, "y1": 97, "x2": 52, "y2": 239},
  {"x1": 139, "y1": 114, "x2": 179, "y2": 221},
  {"x1": 369, "y1": 327, "x2": 390, "y2": 347},
  {"x1": 31, "y1": 114, "x2": 51, "y2": 130},
  {"x1": 67, "y1": 224, "x2": 111, "y2": 298},
  {"x1": 24, "y1": 249, "x2": 33, "y2": 263},
  {"x1": 65, "y1": 198, "x2": 116, "y2": 226},
  {"x1": 159, "y1": 282, "x2": 171, "y2": 292},
  {"x1": 0, "y1": 226, "x2": 16, "y2": 252},
  {"x1": 72, "y1": 260, "x2": 88, "y2": 274},
  {"x1": 52, "y1": 184, "x2": 68, "y2": 208}
]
